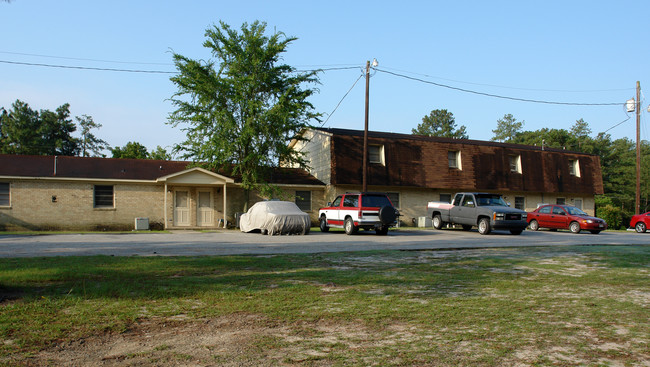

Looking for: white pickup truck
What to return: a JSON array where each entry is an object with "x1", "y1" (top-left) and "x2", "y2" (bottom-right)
[{"x1": 426, "y1": 192, "x2": 528, "y2": 235}]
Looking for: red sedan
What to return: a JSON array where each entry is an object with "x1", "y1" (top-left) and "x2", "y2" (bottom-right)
[
  {"x1": 629, "y1": 212, "x2": 650, "y2": 233},
  {"x1": 527, "y1": 204, "x2": 607, "y2": 234}
]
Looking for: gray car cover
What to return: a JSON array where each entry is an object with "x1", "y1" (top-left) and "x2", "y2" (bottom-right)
[{"x1": 239, "y1": 201, "x2": 311, "y2": 235}]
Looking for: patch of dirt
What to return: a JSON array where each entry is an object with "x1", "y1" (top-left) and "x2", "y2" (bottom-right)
[{"x1": 15, "y1": 314, "x2": 381, "y2": 366}]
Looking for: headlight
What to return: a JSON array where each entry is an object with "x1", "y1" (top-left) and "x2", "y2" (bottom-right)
[
  {"x1": 522, "y1": 214, "x2": 527, "y2": 219},
  {"x1": 584, "y1": 220, "x2": 594, "y2": 224},
  {"x1": 494, "y1": 212, "x2": 505, "y2": 220}
]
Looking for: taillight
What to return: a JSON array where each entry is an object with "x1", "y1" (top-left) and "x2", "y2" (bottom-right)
[{"x1": 358, "y1": 209, "x2": 363, "y2": 218}]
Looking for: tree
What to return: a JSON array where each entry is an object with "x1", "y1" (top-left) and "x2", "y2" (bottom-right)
[
  {"x1": 111, "y1": 141, "x2": 149, "y2": 159},
  {"x1": 491, "y1": 113, "x2": 524, "y2": 142},
  {"x1": 148, "y1": 146, "x2": 172, "y2": 160},
  {"x1": 77, "y1": 115, "x2": 109, "y2": 157},
  {"x1": 0, "y1": 99, "x2": 79, "y2": 155},
  {"x1": 412, "y1": 109, "x2": 468, "y2": 139},
  {"x1": 168, "y1": 21, "x2": 320, "y2": 208}
]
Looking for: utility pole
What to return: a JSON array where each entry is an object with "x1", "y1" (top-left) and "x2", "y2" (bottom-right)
[
  {"x1": 636, "y1": 81, "x2": 641, "y2": 215},
  {"x1": 362, "y1": 60, "x2": 370, "y2": 192}
]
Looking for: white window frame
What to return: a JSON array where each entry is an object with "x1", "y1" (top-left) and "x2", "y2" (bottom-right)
[
  {"x1": 569, "y1": 159, "x2": 581, "y2": 177},
  {"x1": 369, "y1": 144, "x2": 385, "y2": 165},
  {"x1": 509, "y1": 155, "x2": 522, "y2": 173},
  {"x1": 448, "y1": 151, "x2": 462, "y2": 170}
]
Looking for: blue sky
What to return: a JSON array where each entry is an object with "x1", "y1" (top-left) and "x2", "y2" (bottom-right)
[{"x1": 1, "y1": 0, "x2": 648, "y2": 155}]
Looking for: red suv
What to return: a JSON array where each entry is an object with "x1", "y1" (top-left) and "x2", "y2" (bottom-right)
[{"x1": 318, "y1": 192, "x2": 398, "y2": 235}]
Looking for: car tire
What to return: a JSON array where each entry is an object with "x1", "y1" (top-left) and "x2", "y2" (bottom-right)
[
  {"x1": 478, "y1": 218, "x2": 491, "y2": 235},
  {"x1": 635, "y1": 222, "x2": 646, "y2": 233},
  {"x1": 432, "y1": 214, "x2": 444, "y2": 229},
  {"x1": 379, "y1": 206, "x2": 397, "y2": 225},
  {"x1": 529, "y1": 220, "x2": 539, "y2": 231},
  {"x1": 344, "y1": 217, "x2": 358, "y2": 235},
  {"x1": 569, "y1": 221, "x2": 581, "y2": 234},
  {"x1": 319, "y1": 217, "x2": 329, "y2": 232}
]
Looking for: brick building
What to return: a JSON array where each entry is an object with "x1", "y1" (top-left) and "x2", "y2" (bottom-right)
[
  {"x1": 0, "y1": 127, "x2": 604, "y2": 231},
  {"x1": 290, "y1": 128, "x2": 604, "y2": 225}
]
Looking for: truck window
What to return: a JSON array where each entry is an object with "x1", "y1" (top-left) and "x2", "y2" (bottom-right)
[
  {"x1": 361, "y1": 194, "x2": 391, "y2": 208},
  {"x1": 475, "y1": 194, "x2": 508, "y2": 206},
  {"x1": 461, "y1": 195, "x2": 475, "y2": 207},
  {"x1": 343, "y1": 195, "x2": 359, "y2": 207},
  {"x1": 452, "y1": 193, "x2": 463, "y2": 206},
  {"x1": 331, "y1": 196, "x2": 342, "y2": 207}
]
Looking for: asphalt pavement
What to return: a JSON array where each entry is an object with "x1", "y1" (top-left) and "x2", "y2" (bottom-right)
[{"x1": 0, "y1": 228, "x2": 649, "y2": 258}]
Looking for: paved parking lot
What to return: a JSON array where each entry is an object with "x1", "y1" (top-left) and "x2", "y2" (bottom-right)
[{"x1": 1, "y1": 228, "x2": 649, "y2": 257}]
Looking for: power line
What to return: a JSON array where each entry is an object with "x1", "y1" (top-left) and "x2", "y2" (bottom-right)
[
  {"x1": 376, "y1": 68, "x2": 624, "y2": 106},
  {"x1": 320, "y1": 73, "x2": 364, "y2": 127},
  {"x1": 0, "y1": 51, "x2": 172, "y2": 66},
  {"x1": 0, "y1": 60, "x2": 176, "y2": 74},
  {"x1": 380, "y1": 66, "x2": 633, "y2": 93}
]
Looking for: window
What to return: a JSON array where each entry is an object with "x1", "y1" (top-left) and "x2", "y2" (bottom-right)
[
  {"x1": 448, "y1": 151, "x2": 461, "y2": 169},
  {"x1": 343, "y1": 194, "x2": 359, "y2": 207},
  {"x1": 330, "y1": 196, "x2": 342, "y2": 207},
  {"x1": 440, "y1": 193, "x2": 452, "y2": 203},
  {"x1": 569, "y1": 159, "x2": 581, "y2": 177},
  {"x1": 387, "y1": 192, "x2": 400, "y2": 208},
  {"x1": 461, "y1": 195, "x2": 475, "y2": 207},
  {"x1": 452, "y1": 193, "x2": 463, "y2": 206},
  {"x1": 0, "y1": 182, "x2": 9, "y2": 206},
  {"x1": 514, "y1": 196, "x2": 525, "y2": 210},
  {"x1": 369, "y1": 145, "x2": 384, "y2": 165},
  {"x1": 539, "y1": 206, "x2": 551, "y2": 214},
  {"x1": 295, "y1": 190, "x2": 312, "y2": 211},
  {"x1": 556, "y1": 197, "x2": 566, "y2": 205},
  {"x1": 509, "y1": 155, "x2": 522, "y2": 173},
  {"x1": 574, "y1": 199, "x2": 583, "y2": 209},
  {"x1": 552, "y1": 206, "x2": 566, "y2": 215},
  {"x1": 94, "y1": 185, "x2": 114, "y2": 208}
]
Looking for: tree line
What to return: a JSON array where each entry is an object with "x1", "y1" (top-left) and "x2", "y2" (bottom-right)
[
  {"x1": 0, "y1": 100, "x2": 170, "y2": 160},
  {"x1": 412, "y1": 109, "x2": 650, "y2": 228}
]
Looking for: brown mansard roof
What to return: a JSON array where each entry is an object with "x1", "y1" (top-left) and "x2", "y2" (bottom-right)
[
  {"x1": 0, "y1": 154, "x2": 325, "y2": 186},
  {"x1": 315, "y1": 127, "x2": 604, "y2": 195}
]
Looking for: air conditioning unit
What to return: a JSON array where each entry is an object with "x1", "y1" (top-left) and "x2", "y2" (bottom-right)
[
  {"x1": 135, "y1": 217, "x2": 149, "y2": 231},
  {"x1": 418, "y1": 216, "x2": 432, "y2": 228}
]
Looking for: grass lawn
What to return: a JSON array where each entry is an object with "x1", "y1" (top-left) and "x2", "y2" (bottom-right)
[{"x1": 0, "y1": 245, "x2": 648, "y2": 366}]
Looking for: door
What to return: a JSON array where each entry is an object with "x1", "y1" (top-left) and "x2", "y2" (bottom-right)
[
  {"x1": 174, "y1": 190, "x2": 190, "y2": 227},
  {"x1": 197, "y1": 191, "x2": 213, "y2": 227},
  {"x1": 550, "y1": 206, "x2": 569, "y2": 229}
]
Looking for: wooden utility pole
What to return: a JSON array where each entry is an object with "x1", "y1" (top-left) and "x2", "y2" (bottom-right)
[
  {"x1": 362, "y1": 60, "x2": 370, "y2": 192},
  {"x1": 636, "y1": 81, "x2": 641, "y2": 215}
]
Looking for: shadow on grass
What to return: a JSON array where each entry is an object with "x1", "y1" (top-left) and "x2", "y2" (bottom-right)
[{"x1": 0, "y1": 245, "x2": 648, "y2": 303}]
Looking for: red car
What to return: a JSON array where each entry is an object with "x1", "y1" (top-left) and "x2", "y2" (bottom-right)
[
  {"x1": 527, "y1": 204, "x2": 607, "y2": 234},
  {"x1": 629, "y1": 212, "x2": 650, "y2": 233}
]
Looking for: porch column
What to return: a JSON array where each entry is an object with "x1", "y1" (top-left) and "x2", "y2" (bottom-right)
[
  {"x1": 163, "y1": 182, "x2": 168, "y2": 229},
  {"x1": 223, "y1": 183, "x2": 227, "y2": 228}
]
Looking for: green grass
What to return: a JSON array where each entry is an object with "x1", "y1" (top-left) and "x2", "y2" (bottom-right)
[{"x1": 1, "y1": 245, "x2": 648, "y2": 366}]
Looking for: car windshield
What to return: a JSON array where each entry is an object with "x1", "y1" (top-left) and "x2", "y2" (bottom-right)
[
  {"x1": 566, "y1": 206, "x2": 587, "y2": 216},
  {"x1": 361, "y1": 194, "x2": 392, "y2": 207},
  {"x1": 475, "y1": 194, "x2": 508, "y2": 207}
]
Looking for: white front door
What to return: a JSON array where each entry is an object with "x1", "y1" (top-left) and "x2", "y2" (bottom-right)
[
  {"x1": 174, "y1": 190, "x2": 190, "y2": 227},
  {"x1": 198, "y1": 191, "x2": 213, "y2": 227}
]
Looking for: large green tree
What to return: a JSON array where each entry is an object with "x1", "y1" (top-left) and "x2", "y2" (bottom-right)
[
  {"x1": 0, "y1": 100, "x2": 79, "y2": 155},
  {"x1": 412, "y1": 109, "x2": 468, "y2": 139},
  {"x1": 168, "y1": 21, "x2": 320, "y2": 208}
]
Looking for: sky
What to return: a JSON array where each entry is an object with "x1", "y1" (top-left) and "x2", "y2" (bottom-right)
[{"x1": 1, "y1": 0, "x2": 649, "y2": 156}]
